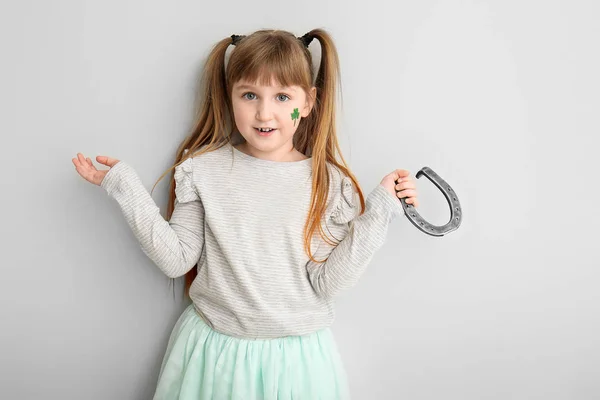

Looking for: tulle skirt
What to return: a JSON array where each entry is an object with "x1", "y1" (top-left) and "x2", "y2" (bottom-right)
[{"x1": 152, "y1": 304, "x2": 351, "y2": 400}]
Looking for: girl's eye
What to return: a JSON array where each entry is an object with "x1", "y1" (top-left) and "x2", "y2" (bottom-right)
[{"x1": 242, "y1": 93, "x2": 291, "y2": 102}]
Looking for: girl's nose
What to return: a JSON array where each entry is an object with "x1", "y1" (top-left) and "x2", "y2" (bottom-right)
[{"x1": 256, "y1": 102, "x2": 274, "y2": 120}]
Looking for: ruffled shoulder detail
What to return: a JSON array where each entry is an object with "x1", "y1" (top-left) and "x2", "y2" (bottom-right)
[
  {"x1": 330, "y1": 176, "x2": 360, "y2": 224},
  {"x1": 174, "y1": 153, "x2": 199, "y2": 203}
]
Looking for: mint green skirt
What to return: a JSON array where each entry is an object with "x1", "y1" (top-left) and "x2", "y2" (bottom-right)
[{"x1": 152, "y1": 304, "x2": 351, "y2": 399}]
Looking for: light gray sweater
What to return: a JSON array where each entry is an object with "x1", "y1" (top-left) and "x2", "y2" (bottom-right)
[{"x1": 100, "y1": 142, "x2": 405, "y2": 339}]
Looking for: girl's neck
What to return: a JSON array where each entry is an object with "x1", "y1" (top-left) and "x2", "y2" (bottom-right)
[{"x1": 235, "y1": 142, "x2": 309, "y2": 163}]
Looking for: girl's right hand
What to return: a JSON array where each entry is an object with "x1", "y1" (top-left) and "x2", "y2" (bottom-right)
[{"x1": 72, "y1": 153, "x2": 120, "y2": 186}]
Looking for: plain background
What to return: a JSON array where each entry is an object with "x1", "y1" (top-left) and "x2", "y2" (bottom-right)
[{"x1": 1, "y1": 0, "x2": 598, "y2": 399}]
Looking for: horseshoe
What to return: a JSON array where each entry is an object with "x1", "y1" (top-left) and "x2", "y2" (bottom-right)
[{"x1": 398, "y1": 167, "x2": 462, "y2": 236}]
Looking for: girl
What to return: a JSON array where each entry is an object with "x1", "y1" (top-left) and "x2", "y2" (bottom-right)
[{"x1": 72, "y1": 28, "x2": 419, "y2": 400}]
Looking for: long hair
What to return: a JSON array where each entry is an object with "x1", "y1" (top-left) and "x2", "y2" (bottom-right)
[{"x1": 150, "y1": 28, "x2": 366, "y2": 298}]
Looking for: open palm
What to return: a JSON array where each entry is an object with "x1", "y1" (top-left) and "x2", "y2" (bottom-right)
[{"x1": 72, "y1": 153, "x2": 120, "y2": 186}]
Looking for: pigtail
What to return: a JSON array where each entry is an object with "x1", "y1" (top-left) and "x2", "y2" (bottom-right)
[
  {"x1": 151, "y1": 36, "x2": 236, "y2": 298},
  {"x1": 301, "y1": 29, "x2": 366, "y2": 262},
  {"x1": 177, "y1": 36, "x2": 233, "y2": 168}
]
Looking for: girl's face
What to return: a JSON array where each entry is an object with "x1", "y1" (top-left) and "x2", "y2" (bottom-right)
[{"x1": 231, "y1": 79, "x2": 316, "y2": 161}]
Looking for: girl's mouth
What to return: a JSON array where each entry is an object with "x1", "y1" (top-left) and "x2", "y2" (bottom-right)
[{"x1": 255, "y1": 128, "x2": 277, "y2": 136}]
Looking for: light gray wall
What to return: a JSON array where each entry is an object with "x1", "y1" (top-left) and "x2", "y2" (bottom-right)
[{"x1": 1, "y1": 0, "x2": 598, "y2": 399}]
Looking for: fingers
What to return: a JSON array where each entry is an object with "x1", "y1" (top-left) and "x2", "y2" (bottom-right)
[
  {"x1": 72, "y1": 154, "x2": 89, "y2": 174},
  {"x1": 72, "y1": 155, "x2": 94, "y2": 183},
  {"x1": 404, "y1": 197, "x2": 419, "y2": 207},
  {"x1": 72, "y1": 153, "x2": 120, "y2": 169},
  {"x1": 73, "y1": 153, "x2": 92, "y2": 166},
  {"x1": 393, "y1": 169, "x2": 411, "y2": 181},
  {"x1": 72, "y1": 153, "x2": 113, "y2": 186},
  {"x1": 397, "y1": 188, "x2": 419, "y2": 207},
  {"x1": 386, "y1": 169, "x2": 411, "y2": 185},
  {"x1": 394, "y1": 171, "x2": 418, "y2": 207},
  {"x1": 96, "y1": 155, "x2": 120, "y2": 168},
  {"x1": 396, "y1": 188, "x2": 417, "y2": 198},
  {"x1": 395, "y1": 180, "x2": 415, "y2": 190},
  {"x1": 76, "y1": 153, "x2": 87, "y2": 165}
]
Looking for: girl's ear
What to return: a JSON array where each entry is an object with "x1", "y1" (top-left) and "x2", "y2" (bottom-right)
[{"x1": 302, "y1": 87, "x2": 317, "y2": 117}]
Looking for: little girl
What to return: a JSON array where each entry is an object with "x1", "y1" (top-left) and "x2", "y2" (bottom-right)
[{"x1": 73, "y1": 28, "x2": 418, "y2": 400}]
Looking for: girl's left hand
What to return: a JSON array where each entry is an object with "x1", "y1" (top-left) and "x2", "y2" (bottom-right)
[
  {"x1": 380, "y1": 169, "x2": 419, "y2": 207},
  {"x1": 72, "y1": 153, "x2": 121, "y2": 186}
]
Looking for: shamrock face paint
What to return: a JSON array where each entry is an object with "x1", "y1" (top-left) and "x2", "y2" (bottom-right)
[{"x1": 291, "y1": 108, "x2": 300, "y2": 126}]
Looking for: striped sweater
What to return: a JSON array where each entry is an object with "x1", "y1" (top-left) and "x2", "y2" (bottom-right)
[{"x1": 100, "y1": 142, "x2": 405, "y2": 339}]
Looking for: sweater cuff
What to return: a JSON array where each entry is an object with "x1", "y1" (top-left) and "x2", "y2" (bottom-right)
[
  {"x1": 100, "y1": 161, "x2": 133, "y2": 197},
  {"x1": 367, "y1": 184, "x2": 406, "y2": 221}
]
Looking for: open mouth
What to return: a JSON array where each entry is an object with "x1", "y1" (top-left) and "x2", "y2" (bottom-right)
[{"x1": 255, "y1": 128, "x2": 277, "y2": 135}]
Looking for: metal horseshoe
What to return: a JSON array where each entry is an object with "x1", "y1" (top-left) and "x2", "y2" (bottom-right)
[{"x1": 398, "y1": 167, "x2": 462, "y2": 236}]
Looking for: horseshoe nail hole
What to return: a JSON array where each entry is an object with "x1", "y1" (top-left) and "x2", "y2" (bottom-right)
[
  {"x1": 448, "y1": 187, "x2": 452, "y2": 191},
  {"x1": 420, "y1": 222, "x2": 424, "y2": 226},
  {"x1": 453, "y1": 197, "x2": 456, "y2": 200},
  {"x1": 411, "y1": 213, "x2": 416, "y2": 217}
]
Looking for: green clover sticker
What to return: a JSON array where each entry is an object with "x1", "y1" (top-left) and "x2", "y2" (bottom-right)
[{"x1": 291, "y1": 108, "x2": 300, "y2": 126}]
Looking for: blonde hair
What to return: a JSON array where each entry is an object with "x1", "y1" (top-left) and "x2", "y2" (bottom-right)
[{"x1": 150, "y1": 28, "x2": 366, "y2": 297}]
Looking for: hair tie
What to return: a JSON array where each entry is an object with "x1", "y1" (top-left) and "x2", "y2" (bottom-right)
[
  {"x1": 298, "y1": 32, "x2": 315, "y2": 48},
  {"x1": 230, "y1": 34, "x2": 245, "y2": 46}
]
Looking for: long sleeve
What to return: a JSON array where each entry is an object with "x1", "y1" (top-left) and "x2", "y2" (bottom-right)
[
  {"x1": 306, "y1": 177, "x2": 405, "y2": 299},
  {"x1": 100, "y1": 157, "x2": 205, "y2": 278}
]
